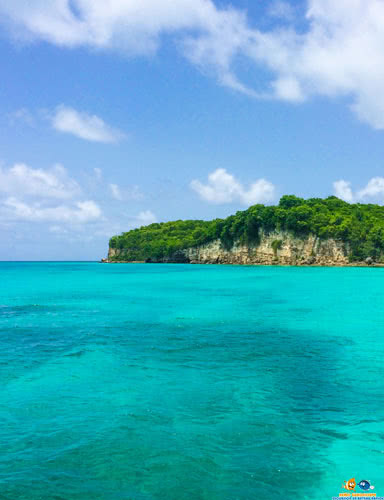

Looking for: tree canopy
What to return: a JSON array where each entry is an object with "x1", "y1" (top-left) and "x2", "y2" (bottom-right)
[{"x1": 109, "y1": 196, "x2": 384, "y2": 262}]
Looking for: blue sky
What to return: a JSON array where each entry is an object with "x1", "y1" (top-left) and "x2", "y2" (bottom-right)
[{"x1": 1, "y1": 0, "x2": 384, "y2": 260}]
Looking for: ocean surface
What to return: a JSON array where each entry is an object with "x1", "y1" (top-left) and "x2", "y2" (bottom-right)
[{"x1": 1, "y1": 262, "x2": 384, "y2": 500}]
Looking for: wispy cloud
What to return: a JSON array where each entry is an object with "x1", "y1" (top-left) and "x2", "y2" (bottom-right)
[
  {"x1": 52, "y1": 105, "x2": 126, "y2": 143},
  {"x1": 109, "y1": 183, "x2": 123, "y2": 201},
  {"x1": 191, "y1": 168, "x2": 276, "y2": 205},
  {"x1": 108, "y1": 182, "x2": 144, "y2": 201},
  {"x1": 3, "y1": 1, "x2": 384, "y2": 128},
  {"x1": 267, "y1": 1, "x2": 295, "y2": 21},
  {"x1": 8, "y1": 108, "x2": 35, "y2": 127}
]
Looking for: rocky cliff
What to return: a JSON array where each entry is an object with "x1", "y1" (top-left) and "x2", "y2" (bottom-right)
[{"x1": 106, "y1": 230, "x2": 352, "y2": 266}]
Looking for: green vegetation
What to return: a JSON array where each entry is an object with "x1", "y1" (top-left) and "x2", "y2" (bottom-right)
[
  {"x1": 109, "y1": 195, "x2": 384, "y2": 262},
  {"x1": 109, "y1": 219, "x2": 218, "y2": 262},
  {"x1": 271, "y1": 239, "x2": 283, "y2": 257}
]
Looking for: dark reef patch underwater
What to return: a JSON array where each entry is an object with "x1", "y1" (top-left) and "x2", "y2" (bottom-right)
[{"x1": 1, "y1": 262, "x2": 384, "y2": 499}]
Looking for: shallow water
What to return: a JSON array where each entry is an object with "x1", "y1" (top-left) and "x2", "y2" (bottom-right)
[{"x1": 1, "y1": 262, "x2": 383, "y2": 499}]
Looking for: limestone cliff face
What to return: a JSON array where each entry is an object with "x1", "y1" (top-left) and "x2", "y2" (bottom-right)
[
  {"x1": 107, "y1": 230, "x2": 350, "y2": 266},
  {"x1": 184, "y1": 231, "x2": 349, "y2": 265},
  {"x1": 107, "y1": 248, "x2": 118, "y2": 260}
]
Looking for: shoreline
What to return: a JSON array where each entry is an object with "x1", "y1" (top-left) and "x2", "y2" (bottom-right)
[{"x1": 101, "y1": 259, "x2": 384, "y2": 268}]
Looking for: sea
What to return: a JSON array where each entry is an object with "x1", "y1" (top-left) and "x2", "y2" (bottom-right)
[{"x1": 1, "y1": 262, "x2": 383, "y2": 500}]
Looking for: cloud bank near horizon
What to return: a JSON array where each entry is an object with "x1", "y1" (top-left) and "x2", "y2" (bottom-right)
[
  {"x1": 2, "y1": 0, "x2": 384, "y2": 128},
  {"x1": 0, "y1": 162, "x2": 157, "y2": 242}
]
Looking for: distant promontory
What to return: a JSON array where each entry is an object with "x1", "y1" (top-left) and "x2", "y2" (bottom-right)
[{"x1": 104, "y1": 196, "x2": 384, "y2": 266}]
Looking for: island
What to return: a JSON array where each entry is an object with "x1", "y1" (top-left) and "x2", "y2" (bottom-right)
[{"x1": 103, "y1": 195, "x2": 384, "y2": 266}]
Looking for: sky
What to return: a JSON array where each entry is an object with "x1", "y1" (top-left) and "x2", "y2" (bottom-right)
[{"x1": 1, "y1": 0, "x2": 384, "y2": 260}]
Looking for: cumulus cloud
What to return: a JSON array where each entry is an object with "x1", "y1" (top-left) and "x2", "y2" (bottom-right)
[
  {"x1": 3, "y1": 1, "x2": 384, "y2": 127},
  {"x1": 0, "y1": 163, "x2": 80, "y2": 199},
  {"x1": 358, "y1": 177, "x2": 384, "y2": 199},
  {"x1": 334, "y1": 177, "x2": 384, "y2": 202},
  {"x1": 0, "y1": 162, "x2": 104, "y2": 227},
  {"x1": 2, "y1": 198, "x2": 102, "y2": 222},
  {"x1": 333, "y1": 180, "x2": 354, "y2": 203},
  {"x1": 52, "y1": 105, "x2": 126, "y2": 143},
  {"x1": 191, "y1": 168, "x2": 276, "y2": 205}
]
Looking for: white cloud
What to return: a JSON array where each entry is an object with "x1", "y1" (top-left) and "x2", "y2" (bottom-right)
[
  {"x1": 259, "y1": 0, "x2": 384, "y2": 128},
  {"x1": 52, "y1": 105, "x2": 126, "y2": 143},
  {"x1": 0, "y1": 0, "x2": 221, "y2": 51},
  {"x1": 358, "y1": 177, "x2": 384, "y2": 199},
  {"x1": 109, "y1": 183, "x2": 122, "y2": 200},
  {"x1": 108, "y1": 182, "x2": 144, "y2": 201},
  {"x1": 0, "y1": 162, "x2": 103, "y2": 225},
  {"x1": 183, "y1": 0, "x2": 384, "y2": 128},
  {"x1": 334, "y1": 177, "x2": 384, "y2": 202},
  {"x1": 333, "y1": 180, "x2": 354, "y2": 203},
  {"x1": 135, "y1": 210, "x2": 157, "y2": 226},
  {"x1": 2, "y1": 197, "x2": 102, "y2": 223},
  {"x1": 3, "y1": 1, "x2": 384, "y2": 129},
  {"x1": 272, "y1": 77, "x2": 304, "y2": 102},
  {"x1": 190, "y1": 168, "x2": 276, "y2": 205},
  {"x1": 121, "y1": 209, "x2": 157, "y2": 228},
  {"x1": 0, "y1": 163, "x2": 80, "y2": 199}
]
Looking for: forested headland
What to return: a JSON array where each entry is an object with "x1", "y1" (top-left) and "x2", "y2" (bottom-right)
[{"x1": 108, "y1": 195, "x2": 384, "y2": 263}]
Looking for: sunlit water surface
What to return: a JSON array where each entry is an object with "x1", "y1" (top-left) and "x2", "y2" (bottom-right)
[{"x1": 1, "y1": 262, "x2": 384, "y2": 499}]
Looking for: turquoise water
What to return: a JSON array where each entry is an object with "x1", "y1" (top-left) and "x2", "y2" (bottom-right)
[{"x1": 1, "y1": 262, "x2": 384, "y2": 499}]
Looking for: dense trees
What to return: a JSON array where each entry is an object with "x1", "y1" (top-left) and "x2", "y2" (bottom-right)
[
  {"x1": 109, "y1": 219, "x2": 221, "y2": 261},
  {"x1": 109, "y1": 196, "x2": 384, "y2": 262}
]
